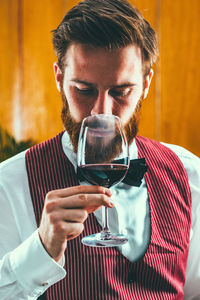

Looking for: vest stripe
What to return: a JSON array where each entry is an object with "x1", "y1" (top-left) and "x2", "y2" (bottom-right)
[
  {"x1": 26, "y1": 132, "x2": 191, "y2": 299},
  {"x1": 137, "y1": 137, "x2": 190, "y2": 254}
]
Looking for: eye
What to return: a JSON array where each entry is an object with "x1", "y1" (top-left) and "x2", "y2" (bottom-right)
[
  {"x1": 75, "y1": 84, "x2": 95, "y2": 95},
  {"x1": 75, "y1": 87, "x2": 94, "y2": 95},
  {"x1": 110, "y1": 87, "x2": 131, "y2": 98}
]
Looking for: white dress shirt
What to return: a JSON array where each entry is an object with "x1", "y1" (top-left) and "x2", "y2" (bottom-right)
[{"x1": 0, "y1": 131, "x2": 200, "y2": 300}]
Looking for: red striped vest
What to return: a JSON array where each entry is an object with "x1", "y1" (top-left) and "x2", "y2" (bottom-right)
[{"x1": 25, "y1": 132, "x2": 191, "y2": 300}]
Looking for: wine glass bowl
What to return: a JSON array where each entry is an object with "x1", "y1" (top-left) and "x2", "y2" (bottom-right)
[{"x1": 77, "y1": 114, "x2": 129, "y2": 247}]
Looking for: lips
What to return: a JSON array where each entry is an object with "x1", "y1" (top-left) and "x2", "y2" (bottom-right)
[{"x1": 87, "y1": 128, "x2": 115, "y2": 137}]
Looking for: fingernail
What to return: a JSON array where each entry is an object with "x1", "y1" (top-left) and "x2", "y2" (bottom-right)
[
  {"x1": 109, "y1": 199, "x2": 114, "y2": 207},
  {"x1": 105, "y1": 189, "x2": 112, "y2": 196}
]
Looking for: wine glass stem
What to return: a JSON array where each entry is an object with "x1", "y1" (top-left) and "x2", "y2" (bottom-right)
[{"x1": 101, "y1": 207, "x2": 111, "y2": 239}]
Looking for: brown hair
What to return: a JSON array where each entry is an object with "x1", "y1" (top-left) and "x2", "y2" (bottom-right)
[{"x1": 52, "y1": 0, "x2": 158, "y2": 77}]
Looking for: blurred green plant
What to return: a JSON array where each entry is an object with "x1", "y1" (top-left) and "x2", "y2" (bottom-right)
[{"x1": 0, "y1": 127, "x2": 36, "y2": 163}]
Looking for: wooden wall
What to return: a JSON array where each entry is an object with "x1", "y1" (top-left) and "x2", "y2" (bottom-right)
[{"x1": 0, "y1": 0, "x2": 200, "y2": 156}]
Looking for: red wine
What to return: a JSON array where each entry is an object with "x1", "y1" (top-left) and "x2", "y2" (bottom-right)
[{"x1": 79, "y1": 164, "x2": 128, "y2": 188}]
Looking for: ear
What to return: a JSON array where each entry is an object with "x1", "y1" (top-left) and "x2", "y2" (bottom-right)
[
  {"x1": 53, "y1": 62, "x2": 62, "y2": 92},
  {"x1": 143, "y1": 69, "x2": 154, "y2": 99}
]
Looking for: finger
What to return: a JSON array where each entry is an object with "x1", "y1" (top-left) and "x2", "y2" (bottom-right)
[
  {"x1": 51, "y1": 209, "x2": 88, "y2": 224},
  {"x1": 59, "y1": 193, "x2": 114, "y2": 209},
  {"x1": 55, "y1": 221, "x2": 84, "y2": 240},
  {"x1": 47, "y1": 185, "x2": 112, "y2": 199}
]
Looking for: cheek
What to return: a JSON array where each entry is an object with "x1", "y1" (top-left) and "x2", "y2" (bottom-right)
[
  {"x1": 116, "y1": 106, "x2": 135, "y2": 125},
  {"x1": 116, "y1": 92, "x2": 143, "y2": 124},
  {"x1": 63, "y1": 86, "x2": 90, "y2": 122}
]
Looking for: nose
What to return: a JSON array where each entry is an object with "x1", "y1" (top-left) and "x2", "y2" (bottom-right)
[{"x1": 91, "y1": 91, "x2": 112, "y2": 115}]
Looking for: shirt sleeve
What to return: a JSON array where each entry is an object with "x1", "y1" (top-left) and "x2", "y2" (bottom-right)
[
  {"x1": 161, "y1": 143, "x2": 200, "y2": 299},
  {"x1": 181, "y1": 152, "x2": 200, "y2": 299},
  {"x1": 0, "y1": 230, "x2": 66, "y2": 300},
  {"x1": 0, "y1": 154, "x2": 66, "y2": 300}
]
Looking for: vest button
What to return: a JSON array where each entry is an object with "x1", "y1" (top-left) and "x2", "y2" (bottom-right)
[{"x1": 128, "y1": 272, "x2": 137, "y2": 283}]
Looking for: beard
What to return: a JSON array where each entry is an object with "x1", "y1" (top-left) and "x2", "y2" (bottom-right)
[{"x1": 60, "y1": 86, "x2": 144, "y2": 156}]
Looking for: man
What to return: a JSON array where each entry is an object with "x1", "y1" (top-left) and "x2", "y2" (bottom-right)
[{"x1": 0, "y1": 0, "x2": 200, "y2": 299}]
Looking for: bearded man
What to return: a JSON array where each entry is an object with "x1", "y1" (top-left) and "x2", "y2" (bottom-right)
[{"x1": 0, "y1": 0, "x2": 200, "y2": 299}]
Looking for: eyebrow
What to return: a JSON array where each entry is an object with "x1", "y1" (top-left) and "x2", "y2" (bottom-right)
[{"x1": 71, "y1": 79, "x2": 136, "y2": 88}]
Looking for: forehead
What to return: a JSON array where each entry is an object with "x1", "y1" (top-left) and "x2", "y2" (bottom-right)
[{"x1": 64, "y1": 43, "x2": 143, "y2": 84}]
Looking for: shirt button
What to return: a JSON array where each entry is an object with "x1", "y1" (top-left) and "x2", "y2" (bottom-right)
[
  {"x1": 128, "y1": 272, "x2": 137, "y2": 283},
  {"x1": 41, "y1": 282, "x2": 48, "y2": 286}
]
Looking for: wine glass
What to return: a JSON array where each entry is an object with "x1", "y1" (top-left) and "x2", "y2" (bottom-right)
[{"x1": 77, "y1": 114, "x2": 130, "y2": 247}]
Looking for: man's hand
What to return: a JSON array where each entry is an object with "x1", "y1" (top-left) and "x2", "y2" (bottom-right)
[{"x1": 38, "y1": 185, "x2": 113, "y2": 262}]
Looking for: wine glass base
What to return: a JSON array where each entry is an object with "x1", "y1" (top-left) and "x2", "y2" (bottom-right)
[{"x1": 81, "y1": 232, "x2": 128, "y2": 247}]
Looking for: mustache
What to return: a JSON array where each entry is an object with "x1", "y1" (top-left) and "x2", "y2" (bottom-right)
[{"x1": 84, "y1": 116, "x2": 112, "y2": 130}]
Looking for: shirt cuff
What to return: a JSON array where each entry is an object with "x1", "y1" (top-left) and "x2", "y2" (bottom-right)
[{"x1": 9, "y1": 230, "x2": 66, "y2": 298}]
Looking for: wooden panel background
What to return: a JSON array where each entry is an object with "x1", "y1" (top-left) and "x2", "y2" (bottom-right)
[{"x1": 0, "y1": 0, "x2": 200, "y2": 156}]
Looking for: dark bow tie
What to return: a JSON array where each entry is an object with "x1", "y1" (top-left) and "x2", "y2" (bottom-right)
[{"x1": 77, "y1": 158, "x2": 148, "y2": 187}]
